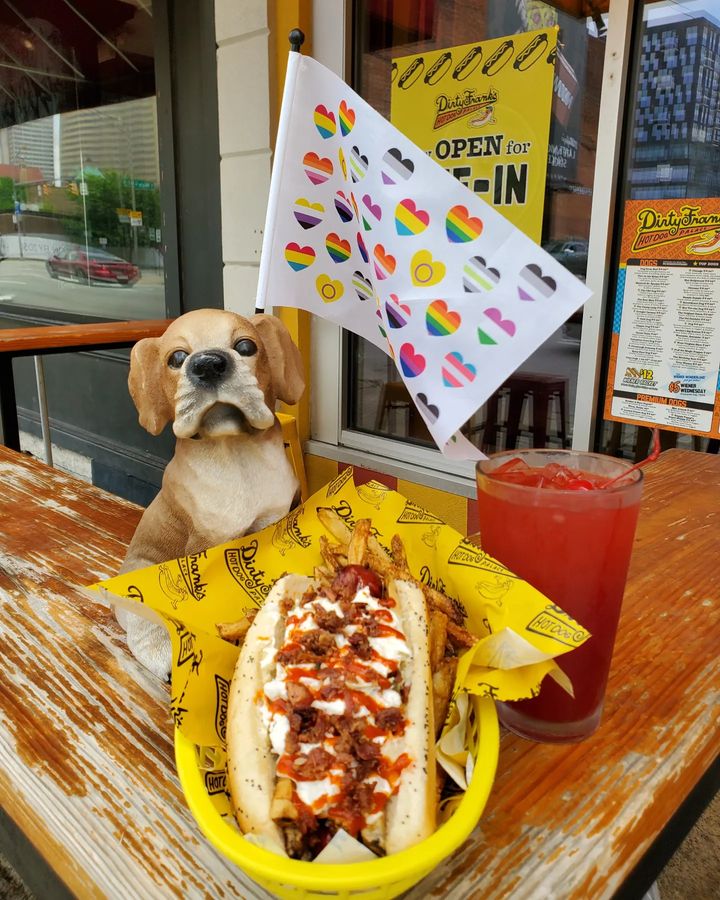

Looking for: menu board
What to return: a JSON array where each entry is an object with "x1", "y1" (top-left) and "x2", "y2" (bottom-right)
[{"x1": 605, "y1": 198, "x2": 720, "y2": 437}]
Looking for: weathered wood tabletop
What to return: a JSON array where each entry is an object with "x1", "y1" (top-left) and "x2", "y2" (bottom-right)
[{"x1": 0, "y1": 446, "x2": 717, "y2": 899}]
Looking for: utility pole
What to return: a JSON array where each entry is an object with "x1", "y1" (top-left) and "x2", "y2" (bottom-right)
[
  {"x1": 129, "y1": 166, "x2": 138, "y2": 262},
  {"x1": 12, "y1": 153, "x2": 25, "y2": 259}
]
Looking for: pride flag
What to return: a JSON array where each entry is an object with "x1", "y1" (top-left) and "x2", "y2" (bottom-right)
[{"x1": 256, "y1": 52, "x2": 591, "y2": 457}]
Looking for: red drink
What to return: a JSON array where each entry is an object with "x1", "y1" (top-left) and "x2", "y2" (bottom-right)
[{"x1": 476, "y1": 450, "x2": 643, "y2": 742}]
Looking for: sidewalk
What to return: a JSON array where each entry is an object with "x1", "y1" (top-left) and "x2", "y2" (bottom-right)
[{"x1": 136, "y1": 267, "x2": 164, "y2": 286}]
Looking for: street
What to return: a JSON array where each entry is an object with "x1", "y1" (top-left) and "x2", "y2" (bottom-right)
[{"x1": 0, "y1": 258, "x2": 165, "y2": 320}]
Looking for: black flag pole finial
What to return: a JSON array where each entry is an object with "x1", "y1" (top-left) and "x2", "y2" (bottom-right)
[{"x1": 289, "y1": 29, "x2": 305, "y2": 53}]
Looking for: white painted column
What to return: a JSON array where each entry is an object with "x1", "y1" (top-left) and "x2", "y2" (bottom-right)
[
  {"x1": 572, "y1": 0, "x2": 636, "y2": 450},
  {"x1": 215, "y1": 0, "x2": 272, "y2": 317}
]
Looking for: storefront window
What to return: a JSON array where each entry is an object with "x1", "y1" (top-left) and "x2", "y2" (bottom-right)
[
  {"x1": 0, "y1": 0, "x2": 164, "y2": 319},
  {"x1": 599, "y1": 0, "x2": 720, "y2": 459},
  {"x1": 346, "y1": 0, "x2": 607, "y2": 453}
]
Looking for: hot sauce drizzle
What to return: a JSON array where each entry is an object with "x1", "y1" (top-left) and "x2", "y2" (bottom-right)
[{"x1": 261, "y1": 566, "x2": 413, "y2": 854}]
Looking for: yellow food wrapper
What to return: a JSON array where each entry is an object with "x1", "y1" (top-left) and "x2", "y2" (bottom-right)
[{"x1": 88, "y1": 468, "x2": 590, "y2": 761}]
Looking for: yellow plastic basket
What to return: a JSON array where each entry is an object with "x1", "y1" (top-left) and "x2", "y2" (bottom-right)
[{"x1": 175, "y1": 695, "x2": 499, "y2": 899}]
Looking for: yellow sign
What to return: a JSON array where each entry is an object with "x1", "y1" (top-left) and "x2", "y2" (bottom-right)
[{"x1": 392, "y1": 28, "x2": 558, "y2": 242}]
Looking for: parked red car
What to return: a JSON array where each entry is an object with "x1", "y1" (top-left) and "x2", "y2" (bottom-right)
[{"x1": 46, "y1": 246, "x2": 140, "y2": 286}]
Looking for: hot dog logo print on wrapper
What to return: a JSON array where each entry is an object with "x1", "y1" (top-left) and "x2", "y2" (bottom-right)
[{"x1": 256, "y1": 52, "x2": 592, "y2": 457}]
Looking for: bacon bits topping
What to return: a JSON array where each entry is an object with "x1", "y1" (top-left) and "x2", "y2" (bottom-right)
[{"x1": 261, "y1": 566, "x2": 411, "y2": 857}]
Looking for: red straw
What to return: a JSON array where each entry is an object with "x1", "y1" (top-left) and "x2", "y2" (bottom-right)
[{"x1": 601, "y1": 427, "x2": 661, "y2": 489}]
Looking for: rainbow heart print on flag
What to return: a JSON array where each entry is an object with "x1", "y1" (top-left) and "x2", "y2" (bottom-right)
[{"x1": 255, "y1": 52, "x2": 592, "y2": 457}]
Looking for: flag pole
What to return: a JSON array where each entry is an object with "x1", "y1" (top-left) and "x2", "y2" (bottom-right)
[{"x1": 254, "y1": 29, "x2": 305, "y2": 315}]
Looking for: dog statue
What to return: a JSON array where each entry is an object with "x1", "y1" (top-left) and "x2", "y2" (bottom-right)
[{"x1": 117, "y1": 308, "x2": 305, "y2": 680}]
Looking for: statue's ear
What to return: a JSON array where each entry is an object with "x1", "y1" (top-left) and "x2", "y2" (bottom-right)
[
  {"x1": 128, "y1": 338, "x2": 173, "y2": 435},
  {"x1": 250, "y1": 314, "x2": 306, "y2": 406}
]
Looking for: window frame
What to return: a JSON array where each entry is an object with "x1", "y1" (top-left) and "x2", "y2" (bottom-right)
[{"x1": 309, "y1": 0, "x2": 636, "y2": 493}]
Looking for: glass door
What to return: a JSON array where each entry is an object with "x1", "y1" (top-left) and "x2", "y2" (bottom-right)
[
  {"x1": 598, "y1": 0, "x2": 720, "y2": 459},
  {"x1": 346, "y1": 0, "x2": 609, "y2": 456}
]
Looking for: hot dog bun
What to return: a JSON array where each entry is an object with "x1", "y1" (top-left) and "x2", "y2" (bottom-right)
[
  {"x1": 227, "y1": 574, "x2": 313, "y2": 849},
  {"x1": 383, "y1": 578, "x2": 435, "y2": 854},
  {"x1": 226, "y1": 569, "x2": 435, "y2": 859}
]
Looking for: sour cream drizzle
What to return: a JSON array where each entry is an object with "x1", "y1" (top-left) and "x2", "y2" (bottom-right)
[{"x1": 260, "y1": 583, "x2": 412, "y2": 832}]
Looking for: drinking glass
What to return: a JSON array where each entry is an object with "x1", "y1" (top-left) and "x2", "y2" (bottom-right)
[{"x1": 476, "y1": 449, "x2": 643, "y2": 742}]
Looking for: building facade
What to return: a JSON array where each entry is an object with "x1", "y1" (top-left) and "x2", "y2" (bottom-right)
[
  {"x1": 0, "y1": 0, "x2": 718, "y2": 527},
  {"x1": 630, "y1": 15, "x2": 720, "y2": 200}
]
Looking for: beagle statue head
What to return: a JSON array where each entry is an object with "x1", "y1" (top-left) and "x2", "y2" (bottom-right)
[{"x1": 128, "y1": 309, "x2": 305, "y2": 440}]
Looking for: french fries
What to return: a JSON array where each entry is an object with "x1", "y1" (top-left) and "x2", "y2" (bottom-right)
[
  {"x1": 314, "y1": 509, "x2": 477, "y2": 742},
  {"x1": 270, "y1": 777, "x2": 298, "y2": 822},
  {"x1": 346, "y1": 518, "x2": 370, "y2": 565},
  {"x1": 319, "y1": 534, "x2": 347, "y2": 572},
  {"x1": 390, "y1": 534, "x2": 411, "y2": 579},
  {"x1": 428, "y1": 610, "x2": 448, "y2": 671},
  {"x1": 433, "y1": 658, "x2": 458, "y2": 739},
  {"x1": 317, "y1": 507, "x2": 353, "y2": 544},
  {"x1": 446, "y1": 620, "x2": 479, "y2": 650},
  {"x1": 216, "y1": 609, "x2": 256, "y2": 643}
]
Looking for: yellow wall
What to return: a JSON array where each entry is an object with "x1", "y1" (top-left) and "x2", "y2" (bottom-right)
[{"x1": 305, "y1": 454, "x2": 477, "y2": 536}]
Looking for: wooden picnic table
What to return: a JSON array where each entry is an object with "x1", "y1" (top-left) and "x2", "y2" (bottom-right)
[{"x1": 0, "y1": 446, "x2": 717, "y2": 899}]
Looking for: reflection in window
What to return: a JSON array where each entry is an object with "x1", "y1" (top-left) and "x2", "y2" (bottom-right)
[
  {"x1": 599, "y1": 0, "x2": 720, "y2": 461},
  {"x1": 0, "y1": 0, "x2": 165, "y2": 319},
  {"x1": 627, "y1": 6, "x2": 720, "y2": 203}
]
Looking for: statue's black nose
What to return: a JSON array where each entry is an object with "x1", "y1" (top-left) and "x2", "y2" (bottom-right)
[{"x1": 187, "y1": 350, "x2": 229, "y2": 386}]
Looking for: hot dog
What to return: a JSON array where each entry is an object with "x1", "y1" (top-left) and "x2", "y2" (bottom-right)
[
  {"x1": 227, "y1": 568, "x2": 435, "y2": 859},
  {"x1": 513, "y1": 32, "x2": 549, "y2": 71},
  {"x1": 687, "y1": 230, "x2": 720, "y2": 254},
  {"x1": 452, "y1": 45, "x2": 483, "y2": 81},
  {"x1": 425, "y1": 51, "x2": 452, "y2": 85},
  {"x1": 482, "y1": 39, "x2": 514, "y2": 76},
  {"x1": 224, "y1": 517, "x2": 476, "y2": 860},
  {"x1": 398, "y1": 57, "x2": 424, "y2": 90}
]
